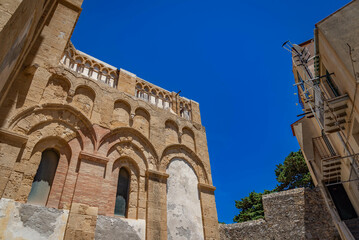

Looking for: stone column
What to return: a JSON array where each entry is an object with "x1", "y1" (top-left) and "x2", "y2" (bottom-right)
[
  {"x1": 198, "y1": 183, "x2": 220, "y2": 240},
  {"x1": 146, "y1": 169, "x2": 169, "y2": 240},
  {"x1": 191, "y1": 100, "x2": 202, "y2": 125},
  {"x1": 117, "y1": 69, "x2": 137, "y2": 96}
]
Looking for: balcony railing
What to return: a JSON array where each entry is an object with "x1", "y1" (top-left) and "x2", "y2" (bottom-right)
[
  {"x1": 135, "y1": 79, "x2": 192, "y2": 121},
  {"x1": 313, "y1": 135, "x2": 341, "y2": 183},
  {"x1": 324, "y1": 94, "x2": 350, "y2": 133},
  {"x1": 60, "y1": 43, "x2": 118, "y2": 88},
  {"x1": 60, "y1": 43, "x2": 193, "y2": 121}
]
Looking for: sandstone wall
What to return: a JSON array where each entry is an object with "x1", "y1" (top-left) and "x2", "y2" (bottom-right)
[
  {"x1": 167, "y1": 158, "x2": 204, "y2": 240},
  {"x1": 0, "y1": 0, "x2": 219, "y2": 238},
  {"x1": 219, "y1": 188, "x2": 340, "y2": 240}
]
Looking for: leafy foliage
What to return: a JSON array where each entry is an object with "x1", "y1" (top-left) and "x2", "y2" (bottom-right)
[
  {"x1": 274, "y1": 150, "x2": 314, "y2": 191},
  {"x1": 233, "y1": 150, "x2": 313, "y2": 223},
  {"x1": 233, "y1": 190, "x2": 273, "y2": 223}
]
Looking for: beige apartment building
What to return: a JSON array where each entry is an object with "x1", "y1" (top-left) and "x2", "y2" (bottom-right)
[
  {"x1": 0, "y1": 0, "x2": 219, "y2": 239},
  {"x1": 288, "y1": 1, "x2": 359, "y2": 239}
]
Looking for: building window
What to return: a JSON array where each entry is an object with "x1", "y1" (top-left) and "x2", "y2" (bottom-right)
[
  {"x1": 324, "y1": 70, "x2": 340, "y2": 98},
  {"x1": 27, "y1": 149, "x2": 59, "y2": 206},
  {"x1": 114, "y1": 168, "x2": 130, "y2": 216}
]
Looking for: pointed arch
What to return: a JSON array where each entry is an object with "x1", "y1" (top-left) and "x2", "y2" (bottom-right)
[
  {"x1": 98, "y1": 127, "x2": 159, "y2": 169},
  {"x1": 8, "y1": 104, "x2": 97, "y2": 150},
  {"x1": 160, "y1": 144, "x2": 209, "y2": 184},
  {"x1": 25, "y1": 136, "x2": 72, "y2": 208}
]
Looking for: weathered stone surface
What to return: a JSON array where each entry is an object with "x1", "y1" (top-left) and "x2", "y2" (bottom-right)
[
  {"x1": 219, "y1": 219, "x2": 270, "y2": 240},
  {"x1": 95, "y1": 215, "x2": 145, "y2": 240},
  {"x1": 0, "y1": 198, "x2": 68, "y2": 240},
  {"x1": 167, "y1": 158, "x2": 204, "y2": 240},
  {"x1": 219, "y1": 188, "x2": 340, "y2": 240}
]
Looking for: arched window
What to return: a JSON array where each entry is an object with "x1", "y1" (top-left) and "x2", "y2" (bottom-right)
[
  {"x1": 114, "y1": 168, "x2": 130, "y2": 216},
  {"x1": 27, "y1": 149, "x2": 59, "y2": 206}
]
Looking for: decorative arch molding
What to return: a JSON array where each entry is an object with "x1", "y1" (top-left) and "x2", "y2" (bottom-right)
[
  {"x1": 21, "y1": 136, "x2": 72, "y2": 208},
  {"x1": 30, "y1": 136, "x2": 72, "y2": 165},
  {"x1": 107, "y1": 141, "x2": 148, "y2": 174},
  {"x1": 99, "y1": 127, "x2": 159, "y2": 169},
  {"x1": 110, "y1": 156, "x2": 142, "y2": 218},
  {"x1": 41, "y1": 75, "x2": 71, "y2": 104},
  {"x1": 112, "y1": 156, "x2": 141, "y2": 179},
  {"x1": 72, "y1": 85, "x2": 96, "y2": 117},
  {"x1": 74, "y1": 85, "x2": 96, "y2": 99},
  {"x1": 160, "y1": 144, "x2": 209, "y2": 184},
  {"x1": 27, "y1": 120, "x2": 82, "y2": 149},
  {"x1": 50, "y1": 66, "x2": 110, "y2": 99},
  {"x1": 112, "y1": 99, "x2": 131, "y2": 127},
  {"x1": 8, "y1": 103, "x2": 97, "y2": 150}
]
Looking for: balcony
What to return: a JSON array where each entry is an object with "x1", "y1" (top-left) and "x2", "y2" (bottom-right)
[
  {"x1": 324, "y1": 94, "x2": 350, "y2": 133},
  {"x1": 313, "y1": 135, "x2": 342, "y2": 184}
]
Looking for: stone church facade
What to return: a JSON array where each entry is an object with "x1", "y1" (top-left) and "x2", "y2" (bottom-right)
[{"x1": 0, "y1": 0, "x2": 219, "y2": 239}]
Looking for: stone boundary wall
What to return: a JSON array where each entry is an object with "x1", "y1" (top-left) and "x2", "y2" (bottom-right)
[{"x1": 219, "y1": 187, "x2": 340, "y2": 240}]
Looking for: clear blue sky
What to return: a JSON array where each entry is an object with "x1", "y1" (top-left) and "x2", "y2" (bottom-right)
[{"x1": 71, "y1": 0, "x2": 351, "y2": 223}]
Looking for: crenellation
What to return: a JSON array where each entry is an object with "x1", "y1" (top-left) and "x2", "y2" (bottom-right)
[{"x1": 219, "y1": 188, "x2": 339, "y2": 240}]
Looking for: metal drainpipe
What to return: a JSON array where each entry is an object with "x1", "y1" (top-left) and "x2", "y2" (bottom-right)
[{"x1": 314, "y1": 28, "x2": 319, "y2": 67}]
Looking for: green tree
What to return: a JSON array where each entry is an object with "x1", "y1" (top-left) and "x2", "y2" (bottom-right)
[
  {"x1": 233, "y1": 150, "x2": 313, "y2": 223},
  {"x1": 274, "y1": 150, "x2": 314, "y2": 191},
  {"x1": 233, "y1": 190, "x2": 273, "y2": 223}
]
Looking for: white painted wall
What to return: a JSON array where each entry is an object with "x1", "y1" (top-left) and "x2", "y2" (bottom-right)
[{"x1": 166, "y1": 158, "x2": 204, "y2": 240}]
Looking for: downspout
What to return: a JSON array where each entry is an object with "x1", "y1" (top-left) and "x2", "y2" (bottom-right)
[{"x1": 314, "y1": 28, "x2": 319, "y2": 77}]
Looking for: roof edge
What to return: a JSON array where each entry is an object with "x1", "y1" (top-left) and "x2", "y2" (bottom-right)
[
  {"x1": 290, "y1": 117, "x2": 305, "y2": 136},
  {"x1": 315, "y1": 0, "x2": 355, "y2": 27}
]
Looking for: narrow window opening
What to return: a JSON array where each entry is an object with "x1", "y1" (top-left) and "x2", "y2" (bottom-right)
[
  {"x1": 325, "y1": 70, "x2": 340, "y2": 97},
  {"x1": 27, "y1": 149, "x2": 59, "y2": 206},
  {"x1": 114, "y1": 168, "x2": 130, "y2": 216}
]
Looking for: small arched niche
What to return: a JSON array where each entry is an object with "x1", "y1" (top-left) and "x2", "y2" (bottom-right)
[
  {"x1": 73, "y1": 86, "x2": 95, "y2": 116},
  {"x1": 27, "y1": 149, "x2": 60, "y2": 206},
  {"x1": 133, "y1": 108, "x2": 150, "y2": 138},
  {"x1": 42, "y1": 77, "x2": 70, "y2": 103},
  {"x1": 182, "y1": 127, "x2": 196, "y2": 151},
  {"x1": 166, "y1": 158, "x2": 204, "y2": 240},
  {"x1": 165, "y1": 120, "x2": 179, "y2": 145},
  {"x1": 113, "y1": 100, "x2": 131, "y2": 127}
]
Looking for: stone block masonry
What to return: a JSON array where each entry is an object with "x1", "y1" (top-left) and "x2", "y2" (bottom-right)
[
  {"x1": 0, "y1": 0, "x2": 219, "y2": 239},
  {"x1": 219, "y1": 187, "x2": 340, "y2": 240}
]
